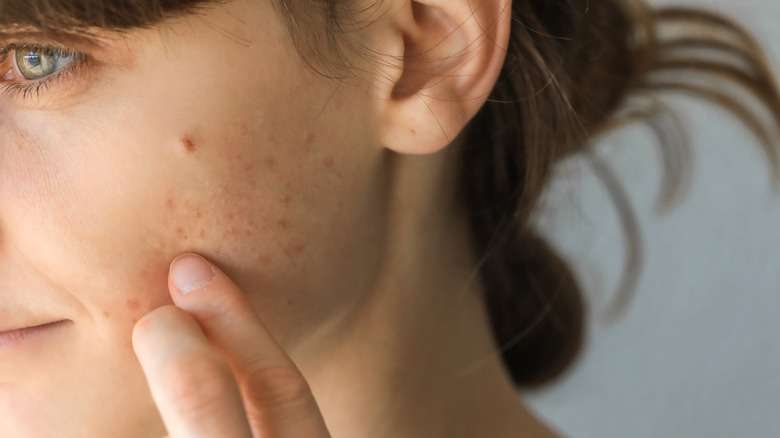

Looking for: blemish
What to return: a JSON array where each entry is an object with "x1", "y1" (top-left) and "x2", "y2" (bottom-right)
[
  {"x1": 277, "y1": 218, "x2": 291, "y2": 230},
  {"x1": 164, "y1": 198, "x2": 176, "y2": 209},
  {"x1": 239, "y1": 123, "x2": 249, "y2": 136},
  {"x1": 181, "y1": 135, "x2": 197, "y2": 153},
  {"x1": 226, "y1": 213, "x2": 235, "y2": 222},
  {"x1": 258, "y1": 254, "x2": 272, "y2": 266},
  {"x1": 244, "y1": 163, "x2": 254, "y2": 172},
  {"x1": 102, "y1": 310, "x2": 110, "y2": 318},
  {"x1": 198, "y1": 229, "x2": 206, "y2": 238},
  {"x1": 195, "y1": 210, "x2": 203, "y2": 219},
  {"x1": 127, "y1": 299, "x2": 140, "y2": 310},
  {"x1": 266, "y1": 134, "x2": 276, "y2": 143},
  {"x1": 281, "y1": 195, "x2": 292, "y2": 208},
  {"x1": 264, "y1": 156, "x2": 277, "y2": 169},
  {"x1": 410, "y1": 128, "x2": 417, "y2": 135},
  {"x1": 323, "y1": 157, "x2": 335, "y2": 169},
  {"x1": 285, "y1": 243, "x2": 307, "y2": 257}
]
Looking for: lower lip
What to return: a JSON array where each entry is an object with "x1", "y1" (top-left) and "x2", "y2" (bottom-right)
[{"x1": 0, "y1": 320, "x2": 72, "y2": 350}]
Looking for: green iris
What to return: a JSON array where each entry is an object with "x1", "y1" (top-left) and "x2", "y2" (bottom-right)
[{"x1": 15, "y1": 49, "x2": 78, "y2": 80}]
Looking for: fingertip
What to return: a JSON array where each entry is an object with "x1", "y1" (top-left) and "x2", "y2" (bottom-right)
[{"x1": 169, "y1": 253, "x2": 218, "y2": 295}]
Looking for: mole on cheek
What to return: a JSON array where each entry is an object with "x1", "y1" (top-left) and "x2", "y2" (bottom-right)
[{"x1": 180, "y1": 135, "x2": 198, "y2": 153}]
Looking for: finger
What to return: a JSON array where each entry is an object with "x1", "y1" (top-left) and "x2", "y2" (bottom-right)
[
  {"x1": 166, "y1": 254, "x2": 330, "y2": 437},
  {"x1": 132, "y1": 305, "x2": 253, "y2": 438}
]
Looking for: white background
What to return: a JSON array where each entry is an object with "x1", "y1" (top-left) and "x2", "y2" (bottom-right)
[{"x1": 524, "y1": 1, "x2": 780, "y2": 437}]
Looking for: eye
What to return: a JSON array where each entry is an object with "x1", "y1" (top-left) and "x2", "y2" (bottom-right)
[{"x1": 14, "y1": 48, "x2": 79, "y2": 80}]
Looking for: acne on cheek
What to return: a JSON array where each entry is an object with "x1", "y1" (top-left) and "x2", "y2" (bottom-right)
[
  {"x1": 165, "y1": 133, "x2": 309, "y2": 265},
  {"x1": 98, "y1": 265, "x2": 173, "y2": 327}
]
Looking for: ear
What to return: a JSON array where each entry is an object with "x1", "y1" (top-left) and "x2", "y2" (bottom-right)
[{"x1": 376, "y1": 0, "x2": 512, "y2": 155}]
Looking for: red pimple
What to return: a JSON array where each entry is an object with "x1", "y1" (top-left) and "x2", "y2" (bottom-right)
[
  {"x1": 277, "y1": 218, "x2": 291, "y2": 230},
  {"x1": 287, "y1": 243, "x2": 306, "y2": 256}
]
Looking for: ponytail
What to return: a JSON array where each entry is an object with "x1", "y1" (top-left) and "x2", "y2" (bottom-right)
[{"x1": 463, "y1": 0, "x2": 780, "y2": 388}]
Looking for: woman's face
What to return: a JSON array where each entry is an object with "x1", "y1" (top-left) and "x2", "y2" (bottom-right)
[{"x1": 0, "y1": 1, "x2": 388, "y2": 435}]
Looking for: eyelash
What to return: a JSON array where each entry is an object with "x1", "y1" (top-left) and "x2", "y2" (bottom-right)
[{"x1": 0, "y1": 43, "x2": 86, "y2": 100}]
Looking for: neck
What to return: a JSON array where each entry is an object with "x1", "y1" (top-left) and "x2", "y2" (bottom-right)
[{"x1": 290, "y1": 149, "x2": 560, "y2": 438}]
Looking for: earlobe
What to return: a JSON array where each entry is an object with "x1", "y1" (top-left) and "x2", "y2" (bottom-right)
[{"x1": 378, "y1": 0, "x2": 512, "y2": 155}]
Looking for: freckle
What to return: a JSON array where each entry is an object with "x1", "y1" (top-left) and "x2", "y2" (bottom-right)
[
  {"x1": 181, "y1": 135, "x2": 197, "y2": 152},
  {"x1": 411, "y1": 128, "x2": 417, "y2": 135},
  {"x1": 127, "y1": 299, "x2": 140, "y2": 310},
  {"x1": 165, "y1": 198, "x2": 176, "y2": 209},
  {"x1": 303, "y1": 132, "x2": 315, "y2": 145},
  {"x1": 175, "y1": 226, "x2": 186, "y2": 239},
  {"x1": 102, "y1": 310, "x2": 110, "y2": 318},
  {"x1": 195, "y1": 210, "x2": 202, "y2": 219},
  {"x1": 323, "y1": 157, "x2": 335, "y2": 169},
  {"x1": 287, "y1": 298, "x2": 293, "y2": 305}
]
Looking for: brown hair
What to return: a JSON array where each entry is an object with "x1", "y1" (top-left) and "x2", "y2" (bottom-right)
[{"x1": 4, "y1": 0, "x2": 779, "y2": 389}]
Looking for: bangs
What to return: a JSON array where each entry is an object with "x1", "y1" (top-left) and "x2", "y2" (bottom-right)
[{"x1": 0, "y1": 0, "x2": 217, "y2": 32}]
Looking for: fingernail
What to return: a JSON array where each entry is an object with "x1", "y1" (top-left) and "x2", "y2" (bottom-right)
[{"x1": 170, "y1": 254, "x2": 216, "y2": 294}]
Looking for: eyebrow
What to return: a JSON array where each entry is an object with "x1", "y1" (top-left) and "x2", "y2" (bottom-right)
[{"x1": 0, "y1": 0, "x2": 213, "y2": 32}]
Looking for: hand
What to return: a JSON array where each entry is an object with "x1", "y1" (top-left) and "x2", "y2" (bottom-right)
[{"x1": 132, "y1": 254, "x2": 331, "y2": 438}]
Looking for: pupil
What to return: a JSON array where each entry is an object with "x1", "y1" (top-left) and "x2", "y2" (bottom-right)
[{"x1": 24, "y1": 52, "x2": 42, "y2": 68}]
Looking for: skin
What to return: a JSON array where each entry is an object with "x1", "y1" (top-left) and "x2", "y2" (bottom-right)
[{"x1": 0, "y1": 0, "x2": 561, "y2": 436}]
